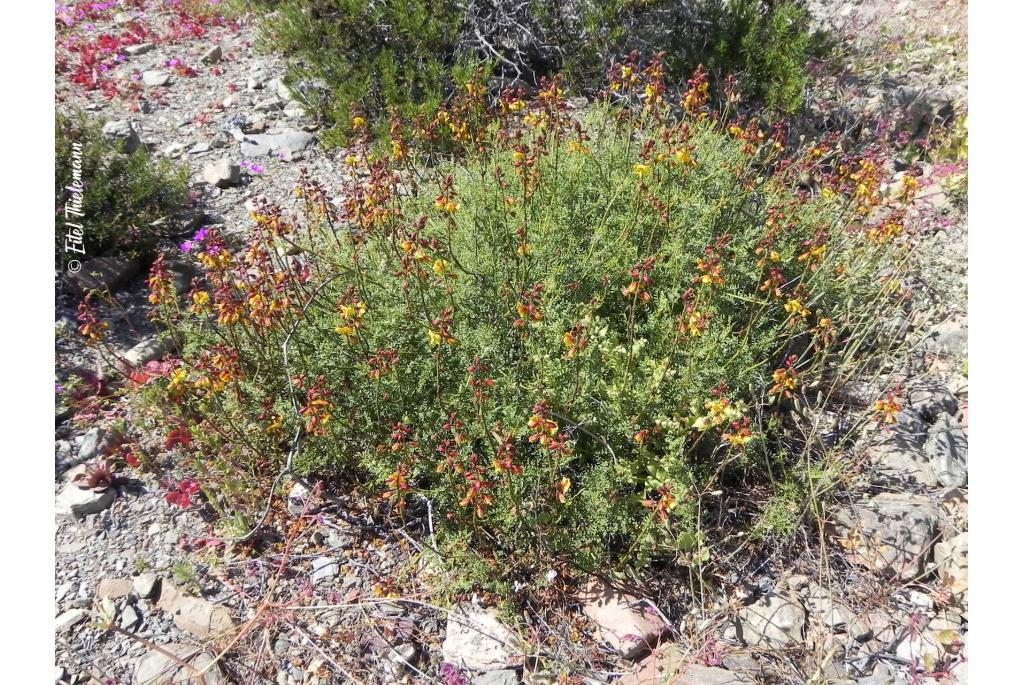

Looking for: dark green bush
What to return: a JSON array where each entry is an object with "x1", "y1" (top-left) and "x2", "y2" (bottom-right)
[
  {"x1": 55, "y1": 112, "x2": 189, "y2": 264},
  {"x1": 246, "y1": 0, "x2": 822, "y2": 144}
]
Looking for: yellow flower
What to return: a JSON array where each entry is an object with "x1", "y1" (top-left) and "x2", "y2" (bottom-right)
[
  {"x1": 517, "y1": 243, "x2": 532, "y2": 257},
  {"x1": 432, "y1": 259, "x2": 450, "y2": 276},
  {"x1": 633, "y1": 163, "x2": 651, "y2": 176},
  {"x1": 555, "y1": 477, "x2": 571, "y2": 503},
  {"x1": 344, "y1": 154, "x2": 359, "y2": 167},
  {"x1": 351, "y1": 116, "x2": 366, "y2": 129},
  {"x1": 674, "y1": 148, "x2": 694, "y2": 165},
  {"x1": 426, "y1": 329, "x2": 442, "y2": 346},
  {"x1": 784, "y1": 299, "x2": 810, "y2": 318}
]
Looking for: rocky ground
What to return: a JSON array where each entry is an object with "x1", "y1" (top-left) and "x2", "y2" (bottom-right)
[{"x1": 55, "y1": 2, "x2": 968, "y2": 684}]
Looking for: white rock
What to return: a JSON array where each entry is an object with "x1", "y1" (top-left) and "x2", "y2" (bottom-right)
[
  {"x1": 134, "y1": 644, "x2": 226, "y2": 685},
  {"x1": 115, "y1": 335, "x2": 179, "y2": 374},
  {"x1": 310, "y1": 557, "x2": 338, "y2": 584},
  {"x1": 240, "y1": 130, "x2": 315, "y2": 158},
  {"x1": 123, "y1": 43, "x2": 155, "y2": 56},
  {"x1": 202, "y1": 159, "x2": 241, "y2": 188},
  {"x1": 142, "y1": 70, "x2": 170, "y2": 87},
  {"x1": 133, "y1": 573, "x2": 159, "y2": 599},
  {"x1": 443, "y1": 603, "x2": 524, "y2": 671},
  {"x1": 55, "y1": 608, "x2": 88, "y2": 633},
  {"x1": 55, "y1": 468, "x2": 116, "y2": 519},
  {"x1": 731, "y1": 592, "x2": 805, "y2": 648}
]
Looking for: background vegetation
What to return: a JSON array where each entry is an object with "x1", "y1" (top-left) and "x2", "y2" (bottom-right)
[
  {"x1": 55, "y1": 112, "x2": 189, "y2": 264},
  {"x1": 244, "y1": 0, "x2": 823, "y2": 145}
]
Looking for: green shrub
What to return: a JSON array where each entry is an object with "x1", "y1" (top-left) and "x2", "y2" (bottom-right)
[
  {"x1": 246, "y1": 0, "x2": 821, "y2": 144},
  {"x1": 55, "y1": 112, "x2": 189, "y2": 264},
  {"x1": 127, "y1": 71, "x2": 911, "y2": 574}
]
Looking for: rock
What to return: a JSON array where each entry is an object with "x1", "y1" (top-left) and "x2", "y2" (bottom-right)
[
  {"x1": 65, "y1": 255, "x2": 140, "y2": 292},
  {"x1": 101, "y1": 120, "x2": 141, "y2": 153},
  {"x1": 156, "y1": 582, "x2": 237, "y2": 638},
  {"x1": 473, "y1": 670, "x2": 519, "y2": 685},
  {"x1": 785, "y1": 575, "x2": 810, "y2": 591},
  {"x1": 286, "y1": 481, "x2": 313, "y2": 516},
  {"x1": 831, "y1": 493, "x2": 942, "y2": 581},
  {"x1": 97, "y1": 577, "x2": 134, "y2": 600},
  {"x1": 905, "y1": 379, "x2": 959, "y2": 423},
  {"x1": 79, "y1": 427, "x2": 117, "y2": 462},
  {"x1": 865, "y1": 409, "x2": 953, "y2": 488},
  {"x1": 804, "y1": 583, "x2": 851, "y2": 630},
  {"x1": 240, "y1": 130, "x2": 315, "y2": 158},
  {"x1": 933, "y1": 532, "x2": 968, "y2": 595},
  {"x1": 55, "y1": 467, "x2": 116, "y2": 519},
  {"x1": 275, "y1": 79, "x2": 296, "y2": 101},
  {"x1": 134, "y1": 644, "x2": 226, "y2": 685},
  {"x1": 202, "y1": 159, "x2": 241, "y2": 188},
  {"x1": 443, "y1": 603, "x2": 524, "y2": 672},
  {"x1": 120, "y1": 604, "x2": 141, "y2": 631},
  {"x1": 579, "y1": 580, "x2": 669, "y2": 659},
  {"x1": 134, "y1": 573, "x2": 159, "y2": 599},
  {"x1": 385, "y1": 644, "x2": 418, "y2": 676},
  {"x1": 310, "y1": 557, "x2": 338, "y2": 584},
  {"x1": 115, "y1": 335, "x2": 179, "y2": 374},
  {"x1": 55, "y1": 609, "x2": 88, "y2": 633},
  {"x1": 925, "y1": 318, "x2": 967, "y2": 359},
  {"x1": 730, "y1": 591, "x2": 805, "y2": 649},
  {"x1": 855, "y1": 662, "x2": 894, "y2": 685},
  {"x1": 623, "y1": 645, "x2": 755, "y2": 685},
  {"x1": 283, "y1": 102, "x2": 306, "y2": 119},
  {"x1": 202, "y1": 45, "x2": 223, "y2": 64},
  {"x1": 162, "y1": 142, "x2": 186, "y2": 158},
  {"x1": 124, "y1": 43, "x2": 155, "y2": 56},
  {"x1": 895, "y1": 617, "x2": 963, "y2": 672},
  {"x1": 719, "y1": 651, "x2": 759, "y2": 675},
  {"x1": 254, "y1": 98, "x2": 284, "y2": 112},
  {"x1": 142, "y1": 70, "x2": 171, "y2": 87},
  {"x1": 327, "y1": 530, "x2": 356, "y2": 550},
  {"x1": 923, "y1": 414, "x2": 968, "y2": 487}
]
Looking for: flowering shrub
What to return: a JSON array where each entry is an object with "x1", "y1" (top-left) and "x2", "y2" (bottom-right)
[
  {"x1": 126, "y1": 63, "x2": 914, "y2": 571},
  {"x1": 56, "y1": 111, "x2": 189, "y2": 263}
]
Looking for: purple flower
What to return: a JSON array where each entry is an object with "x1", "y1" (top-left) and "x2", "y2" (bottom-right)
[
  {"x1": 99, "y1": 64, "x2": 109, "y2": 73},
  {"x1": 55, "y1": 383, "x2": 64, "y2": 395},
  {"x1": 192, "y1": 228, "x2": 209, "y2": 242},
  {"x1": 180, "y1": 240, "x2": 194, "y2": 253},
  {"x1": 241, "y1": 160, "x2": 265, "y2": 175}
]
